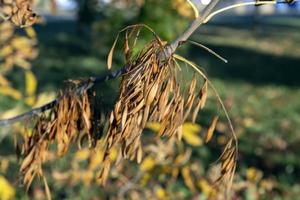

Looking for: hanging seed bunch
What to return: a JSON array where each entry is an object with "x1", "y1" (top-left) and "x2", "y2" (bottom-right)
[
  {"x1": 20, "y1": 116, "x2": 51, "y2": 190},
  {"x1": 0, "y1": 0, "x2": 38, "y2": 27},
  {"x1": 20, "y1": 80, "x2": 101, "y2": 189},
  {"x1": 98, "y1": 25, "x2": 237, "y2": 189},
  {"x1": 214, "y1": 138, "x2": 237, "y2": 191},
  {"x1": 16, "y1": 24, "x2": 237, "y2": 195}
]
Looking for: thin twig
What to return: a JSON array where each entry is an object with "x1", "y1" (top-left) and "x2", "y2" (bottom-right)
[
  {"x1": 173, "y1": 54, "x2": 237, "y2": 146},
  {"x1": 0, "y1": 100, "x2": 57, "y2": 126},
  {"x1": 204, "y1": 1, "x2": 277, "y2": 23},
  {"x1": 187, "y1": 0, "x2": 199, "y2": 18},
  {"x1": 187, "y1": 40, "x2": 228, "y2": 63},
  {"x1": 173, "y1": 54, "x2": 238, "y2": 199},
  {"x1": 166, "y1": 0, "x2": 221, "y2": 56}
]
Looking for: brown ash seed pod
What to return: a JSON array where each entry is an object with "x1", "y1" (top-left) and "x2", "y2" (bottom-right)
[{"x1": 9, "y1": 0, "x2": 38, "y2": 27}]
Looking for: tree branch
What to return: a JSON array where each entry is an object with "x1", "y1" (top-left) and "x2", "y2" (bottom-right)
[
  {"x1": 0, "y1": 0, "x2": 225, "y2": 126},
  {"x1": 0, "y1": 66, "x2": 128, "y2": 126},
  {"x1": 0, "y1": 0, "x2": 291, "y2": 126},
  {"x1": 165, "y1": 0, "x2": 221, "y2": 57}
]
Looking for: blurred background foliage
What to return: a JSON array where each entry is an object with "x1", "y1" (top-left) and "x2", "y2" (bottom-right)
[{"x1": 1, "y1": 0, "x2": 300, "y2": 199}]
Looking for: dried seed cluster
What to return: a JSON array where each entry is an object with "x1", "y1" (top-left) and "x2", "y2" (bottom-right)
[
  {"x1": 17, "y1": 25, "x2": 237, "y2": 195},
  {"x1": 20, "y1": 82, "x2": 99, "y2": 189},
  {"x1": 216, "y1": 139, "x2": 237, "y2": 186},
  {"x1": 0, "y1": 0, "x2": 38, "y2": 27},
  {"x1": 99, "y1": 30, "x2": 210, "y2": 185}
]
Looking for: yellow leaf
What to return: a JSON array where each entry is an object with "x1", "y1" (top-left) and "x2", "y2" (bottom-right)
[
  {"x1": 147, "y1": 122, "x2": 203, "y2": 146},
  {"x1": 11, "y1": 37, "x2": 30, "y2": 49},
  {"x1": 246, "y1": 167, "x2": 263, "y2": 182},
  {"x1": 74, "y1": 149, "x2": 90, "y2": 161},
  {"x1": 0, "y1": 86, "x2": 22, "y2": 100},
  {"x1": 140, "y1": 156, "x2": 155, "y2": 172},
  {"x1": 82, "y1": 171, "x2": 93, "y2": 187},
  {"x1": 172, "y1": 0, "x2": 197, "y2": 19},
  {"x1": 174, "y1": 149, "x2": 191, "y2": 165},
  {"x1": 34, "y1": 92, "x2": 56, "y2": 107},
  {"x1": 89, "y1": 150, "x2": 104, "y2": 170},
  {"x1": 25, "y1": 96, "x2": 36, "y2": 106},
  {"x1": 109, "y1": 147, "x2": 118, "y2": 161},
  {"x1": 0, "y1": 45, "x2": 13, "y2": 57},
  {"x1": 0, "y1": 159, "x2": 9, "y2": 173},
  {"x1": 197, "y1": 178, "x2": 216, "y2": 198},
  {"x1": 14, "y1": 57, "x2": 31, "y2": 69},
  {"x1": 19, "y1": 126, "x2": 34, "y2": 137},
  {"x1": 181, "y1": 166, "x2": 196, "y2": 192},
  {"x1": 182, "y1": 123, "x2": 203, "y2": 146},
  {"x1": 183, "y1": 122, "x2": 201, "y2": 133},
  {"x1": 1, "y1": 56, "x2": 14, "y2": 70},
  {"x1": 24, "y1": 128, "x2": 33, "y2": 137},
  {"x1": 243, "y1": 117, "x2": 255, "y2": 128},
  {"x1": 0, "y1": 106, "x2": 23, "y2": 119},
  {"x1": 25, "y1": 70, "x2": 37, "y2": 96},
  {"x1": 146, "y1": 122, "x2": 161, "y2": 133},
  {"x1": 0, "y1": 75, "x2": 10, "y2": 87},
  {"x1": 140, "y1": 173, "x2": 151, "y2": 187},
  {"x1": 155, "y1": 186, "x2": 168, "y2": 200},
  {"x1": 0, "y1": 176, "x2": 15, "y2": 200},
  {"x1": 25, "y1": 27, "x2": 36, "y2": 38}
]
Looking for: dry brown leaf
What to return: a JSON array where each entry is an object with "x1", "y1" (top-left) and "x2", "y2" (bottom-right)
[
  {"x1": 145, "y1": 81, "x2": 159, "y2": 106},
  {"x1": 205, "y1": 115, "x2": 219, "y2": 143},
  {"x1": 107, "y1": 34, "x2": 119, "y2": 70},
  {"x1": 20, "y1": 148, "x2": 35, "y2": 172},
  {"x1": 200, "y1": 79, "x2": 208, "y2": 109}
]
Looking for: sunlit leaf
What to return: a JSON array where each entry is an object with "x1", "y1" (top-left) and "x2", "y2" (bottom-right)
[
  {"x1": 146, "y1": 122, "x2": 161, "y2": 133},
  {"x1": 0, "y1": 106, "x2": 23, "y2": 119},
  {"x1": 25, "y1": 70, "x2": 37, "y2": 96},
  {"x1": 140, "y1": 173, "x2": 151, "y2": 186},
  {"x1": 246, "y1": 167, "x2": 263, "y2": 182},
  {"x1": 0, "y1": 159, "x2": 9, "y2": 173},
  {"x1": 140, "y1": 156, "x2": 155, "y2": 172},
  {"x1": 197, "y1": 178, "x2": 216, "y2": 198},
  {"x1": 14, "y1": 57, "x2": 31, "y2": 69},
  {"x1": 25, "y1": 96, "x2": 36, "y2": 106},
  {"x1": 25, "y1": 27, "x2": 36, "y2": 38},
  {"x1": 11, "y1": 37, "x2": 30, "y2": 49},
  {"x1": 34, "y1": 92, "x2": 56, "y2": 107},
  {"x1": 109, "y1": 147, "x2": 118, "y2": 161},
  {"x1": 182, "y1": 123, "x2": 203, "y2": 146},
  {"x1": 172, "y1": 0, "x2": 198, "y2": 19},
  {"x1": 181, "y1": 166, "x2": 196, "y2": 192},
  {"x1": 0, "y1": 75, "x2": 10, "y2": 87},
  {"x1": 155, "y1": 186, "x2": 169, "y2": 200},
  {"x1": 0, "y1": 176, "x2": 15, "y2": 200},
  {"x1": 0, "y1": 45, "x2": 13, "y2": 57},
  {"x1": 0, "y1": 86, "x2": 22, "y2": 100},
  {"x1": 74, "y1": 149, "x2": 90, "y2": 161}
]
